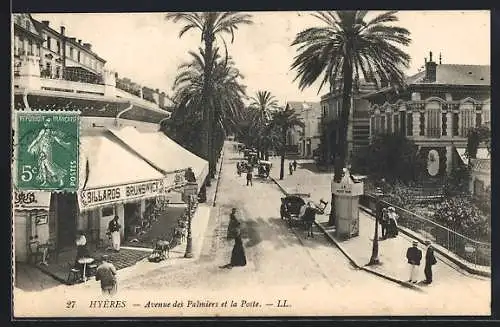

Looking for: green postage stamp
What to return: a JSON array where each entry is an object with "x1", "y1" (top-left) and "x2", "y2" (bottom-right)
[{"x1": 15, "y1": 112, "x2": 79, "y2": 191}]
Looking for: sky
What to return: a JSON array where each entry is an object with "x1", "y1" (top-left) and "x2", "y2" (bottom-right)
[{"x1": 31, "y1": 11, "x2": 490, "y2": 106}]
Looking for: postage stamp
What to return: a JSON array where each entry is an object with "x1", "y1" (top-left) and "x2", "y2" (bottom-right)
[{"x1": 15, "y1": 111, "x2": 79, "y2": 192}]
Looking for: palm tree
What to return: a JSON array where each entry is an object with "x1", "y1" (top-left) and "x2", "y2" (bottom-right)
[
  {"x1": 249, "y1": 90, "x2": 279, "y2": 159},
  {"x1": 269, "y1": 107, "x2": 304, "y2": 180},
  {"x1": 291, "y1": 11, "x2": 411, "y2": 183},
  {"x1": 166, "y1": 12, "x2": 253, "y2": 182},
  {"x1": 172, "y1": 47, "x2": 247, "y2": 159}
]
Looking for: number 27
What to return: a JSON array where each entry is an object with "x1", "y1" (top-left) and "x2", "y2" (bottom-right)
[{"x1": 66, "y1": 300, "x2": 76, "y2": 308}]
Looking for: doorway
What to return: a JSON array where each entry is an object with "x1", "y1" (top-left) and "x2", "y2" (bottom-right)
[{"x1": 55, "y1": 193, "x2": 78, "y2": 250}]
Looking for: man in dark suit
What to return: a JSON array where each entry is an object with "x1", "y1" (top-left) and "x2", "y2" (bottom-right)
[
  {"x1": 424, "y1": 241, "x2": 437, "y2": 284},
  {"x1": 406, "y1": 241, "x2": 422, "y2": 283}
]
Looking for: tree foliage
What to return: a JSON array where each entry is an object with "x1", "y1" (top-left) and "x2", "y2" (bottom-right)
[
  {"x1": 465, "y1": 124, "x2": 491, "y2": 159},
  {"x1": 352, "y1": 133, "x2": 424, "y2": 183},
  {"x1": 291, "y1": 10, "x2": 411, "y2": 182}
]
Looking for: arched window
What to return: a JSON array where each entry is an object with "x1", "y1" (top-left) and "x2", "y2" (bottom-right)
[
  {"x1": 386, "y1": 112, "x2": 392, "y2": 134},
  {"x1": 426, "y1": 101, "x2": 441, "y2": 137},
  {"x1": 460, "y1": 102, "x2": 475, "y2": 136}
]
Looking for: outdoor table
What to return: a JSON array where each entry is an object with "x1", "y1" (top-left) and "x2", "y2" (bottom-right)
[{"x1": 78, "y1": 257, "x2": 95, "y2": 283}]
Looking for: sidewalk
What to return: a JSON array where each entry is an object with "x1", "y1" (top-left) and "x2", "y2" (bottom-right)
[{"x1": 269, "y1": 158, "x2": 490, "y2": 296}]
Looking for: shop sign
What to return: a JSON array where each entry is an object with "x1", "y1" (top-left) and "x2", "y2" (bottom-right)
[
  {"x1": 79, "y1": 179, "x2": 165, "y2": 210},
  {"x1": 331, "y1": 180, "x2": 364, "y2": 196},
  {"x1": 33, "y1": 212, "x2": 48, "y2": 225},
  {"x1": 13, "y1": 191, "x2": 52, "y2": 210},
  {"x1": 162, "y1": 170, "x2": 187, "y2": 191}
]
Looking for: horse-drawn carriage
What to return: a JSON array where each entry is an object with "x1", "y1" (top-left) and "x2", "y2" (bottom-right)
[
  {"x1": 280, "y1": 194, "x2": 328, "y2": 234},
  {"x1": 257, "y1": 160, "x2": 272, "y2": 178}
]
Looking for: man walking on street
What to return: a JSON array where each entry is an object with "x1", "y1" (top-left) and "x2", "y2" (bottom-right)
[
  {"x1": 246, "y1": 166, "x2": 253, "y2": 186},
  {"x1": 381, "y1": 208, "x2": 388, "y2": 239},
  {"x1": 424, "y1": 241, "x2": 437, "y2": 284},
  {"x1": 293, "y1": 160, "x2": 298, "y2": 171},
  {"x1": 95, "y1": 255, "x2": 117, "y2": 296},
  {"x1": 406, "y1": 241, "x2": 422, "y2": 283}
]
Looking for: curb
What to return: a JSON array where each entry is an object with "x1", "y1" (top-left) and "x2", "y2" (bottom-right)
[
  {"x1": 359, "y1": 206, "x2": 491, "y2": 278},
  {"x1": 270, "y1": 176, "x2": 423, "y2": 292}
]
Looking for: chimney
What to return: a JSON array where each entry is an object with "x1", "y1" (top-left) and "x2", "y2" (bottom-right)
[
  {"x1": 425, "y1": 51, "x2": 437, "y2": 82},
  {"x1": 42, "y1": 20, "x2": 50, "y2": 26},
  {"x1": 69, "y1": 37, "x2": 76, "y2": 42},
  {"x1": 83, "y1": 43, "x2": 92, "y2": 51},
  {"x1": 60, "y1": 26, "x2": 65, "y2": 35},
  {"x1": 78, "y1": 39, "x2": 82, "y2": 44}
]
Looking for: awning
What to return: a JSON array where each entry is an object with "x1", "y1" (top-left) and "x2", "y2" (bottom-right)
[
  {"x1": 78, "y1": 130, "x2": 165, "y2": 211},
  {"x1": 456, "y1": 147, "x2": 490, "y2": 164},
  {"x1": 13, "y1": 191, "x2": 51, "y2": 211},
  {"x1": 109, "y1": 126, "x2": 209, "y2": 191}
]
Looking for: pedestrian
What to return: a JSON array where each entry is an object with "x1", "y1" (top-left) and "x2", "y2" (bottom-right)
[
  {"x1": 246, "y1": 166, "x2": 253, "y2": 186},
  {"x1": 289, "y1": 162, "x2": 293, "y2": 175},
  {"x1": 303, "y1": 202, "x2": 319, "y2": 238},
  {"x1": 380, "y1": 208, "x2": 388, "y2": 239},
  {"x1": 406, "y1": 241, "x2": 422, "y2": 283},
  {"x1": 236, "y1": 162, "x2": 241, "y2": 176},
  {"x1": 387, "y1": 207, "x2": 398, "y2": 238},
  {"x1": 280, "y1": 198, "x2": 289, "y2": 220},
  {"x1": 95, "y1": 255, "x2": 118, "y2": 296},
  {"x1": 107, "y1": 215, "x2": 122, "y2": 252},
  {"x1": 227, "y1": 208, "x2": 241, "y2": 239},
  {"x1": 185, "y1": 167, "x2": 197, "y2": 182},
  {"x1": 424, "y1": 241, "x2": 437, "y2": 284},
  {"x1": 293, "y1": 160, "x2": 298, "y2": 171}
]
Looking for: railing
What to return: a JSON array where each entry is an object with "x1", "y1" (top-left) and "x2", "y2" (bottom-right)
[{"x1": 361, "y1": 193, "x2": 491, "y2": 267}]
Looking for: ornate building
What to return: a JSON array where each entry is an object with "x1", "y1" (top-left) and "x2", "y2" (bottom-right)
[
  {"x1": 285, "y1": 101, "x2": 321, "y2": 158},
  {"x1": 319, "y1": 81, "x2": 376, "y2": 165},
  {"x1": 364, "y1": 52, "x2": 490, "y2": 180}
]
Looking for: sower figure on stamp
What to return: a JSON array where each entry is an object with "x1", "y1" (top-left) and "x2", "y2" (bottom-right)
[
  {"x1": 406, "y1": 241, "x2": 422, "y2": 284},
  {"x1": 107, "y1": 215, "x2": 121, "y2": 252},
  {"x1": 95, "y1": 255, "x2": 117, "y2": 296},
  {"x1": 424, "y1": 241, "x2": 437, "y2": 284}
]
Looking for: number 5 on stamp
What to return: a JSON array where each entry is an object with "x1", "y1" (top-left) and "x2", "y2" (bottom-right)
[{"x1": 15, "y1": 112, "x2": 79, "y2": 192}]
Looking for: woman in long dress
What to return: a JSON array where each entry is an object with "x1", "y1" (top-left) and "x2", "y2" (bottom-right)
[{"x1": 230, "y1": 232, "x2": 247, "y2": 267}]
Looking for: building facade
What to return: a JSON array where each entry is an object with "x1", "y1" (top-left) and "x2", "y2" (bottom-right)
[
  {"x1": 285, "y1": 101, "x2": 322, "y2": 158},
  {"x1": 364, "y1": 52, "x2": 490, "y2": 181},
  {"x1": 319, "y1": 81, "x2": 376, "y2": 165}
]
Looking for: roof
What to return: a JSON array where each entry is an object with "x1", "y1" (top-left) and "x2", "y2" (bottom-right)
[
  {"x1": 411, "y1": 64, "x2": 490, "y2": 85},
  {"x1": 286, "y1": 101, "x2": 321, "y2": 114}
]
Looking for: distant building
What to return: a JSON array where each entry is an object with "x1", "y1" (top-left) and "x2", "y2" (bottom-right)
[
  {"x1": 319, "y1": 81, "x2": 376, "y2": 164},
  {"x1": 285, "y1": 101, "x2": 321, "y2": 157},
  {"x1": 363, "y1": 51, "x2": 490, "y2": 181}
]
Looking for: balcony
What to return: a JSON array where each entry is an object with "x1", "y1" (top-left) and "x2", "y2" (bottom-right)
[{"x1": 38, "y1": 77, "x2": 105, "y2": 95}]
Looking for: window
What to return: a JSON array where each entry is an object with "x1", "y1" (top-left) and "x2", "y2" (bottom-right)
[
  {"x1": 419, "y1": 112, "x2": 425, "y2": 136},
  {"x1": 386, "y1": 113, "x2": 392, "y2": 134},
  {"x1": 77, "y1": 51, "x2": 81, "y2": 62},
  {"x1": 56, "y1": 40, "x2": 61, "y2": 54},
  {"x1": 426, "y1": 102, "x2": 441, "y2": 137},
  {"x1": 28, "y1": 40, "x2": 33, "y2": 55},
  {"x1": 47, "y1": 36, "x2": 51, "y2": 50},
  {"x1": 473, "y1": 179, "x2": 484, "y2": 196},
  {"x1": 69, "y1": 47, "x2": 74, "y2": 59},
  {"x1": 460, "y1": 103, "x2": 474, "y2": 136},
  {"x1": 101, "y1": 206, "x2": 115, "y2": 217},
  {"x1": 381, "y1": 115, "x2": 386, "y2": 132}
]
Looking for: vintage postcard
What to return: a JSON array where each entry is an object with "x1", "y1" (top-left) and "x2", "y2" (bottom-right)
[{"x1": 12, "y1": 11, "x2": 491, "y2": 318}]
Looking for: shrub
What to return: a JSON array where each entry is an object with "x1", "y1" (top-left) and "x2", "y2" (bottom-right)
[{"x1": 433, "y1": 195, "x2": 490, "y2": 242}]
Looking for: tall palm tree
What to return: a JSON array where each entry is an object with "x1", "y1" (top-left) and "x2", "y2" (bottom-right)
[
  {"x1": 172, "y1": 47, "x2": 247, "y2": 158},
  {"x1": 166, "y1": 12, "x2": 253, "y2": 182},
  {"x1": 291, "y1": 10, "x2": 411, "y2": 183},
  {"x1": 249, "y1": 90, "x2": 279, "y2": 159},
  {"x1": 269, "y1": 108, "x2": 304, "y2": 180}
]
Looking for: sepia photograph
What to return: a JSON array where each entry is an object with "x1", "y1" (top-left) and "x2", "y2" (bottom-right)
[{"x1": 11, "y1": 10, "x2": 491, "y2": 317}]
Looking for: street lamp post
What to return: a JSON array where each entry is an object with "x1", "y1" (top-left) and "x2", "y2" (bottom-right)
[
  {"x1": 184, "y1": 195, "x2": 194, "y2": 258},
  {"x1": 368, "y1": 188, "x2": 384, "y2": 266},
  {"x1": 183, "y1": 181, "x2": 198, "y2": 259}
]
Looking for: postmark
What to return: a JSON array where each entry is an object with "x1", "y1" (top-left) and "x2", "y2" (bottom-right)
[{"x1": 15, "y1": 111, "x2": 79, "y2": 191}]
